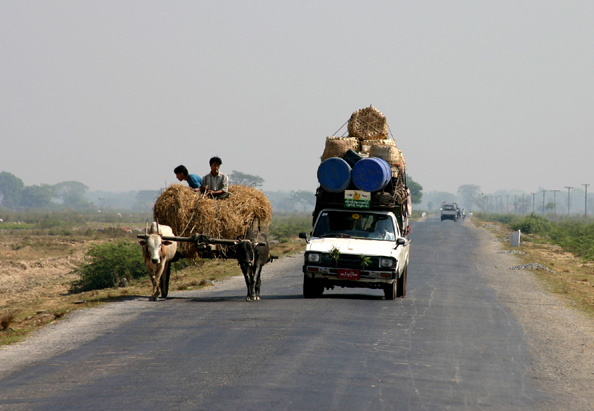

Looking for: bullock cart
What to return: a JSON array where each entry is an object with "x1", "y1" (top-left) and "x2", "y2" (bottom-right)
[{"x1": 143, "y1": 184, "x2": 275, "y2": 300}]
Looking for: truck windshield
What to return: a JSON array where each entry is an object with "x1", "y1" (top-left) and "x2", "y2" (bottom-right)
[{"x1": 313, "y1": 211, "x2": 396, "y2": 240}]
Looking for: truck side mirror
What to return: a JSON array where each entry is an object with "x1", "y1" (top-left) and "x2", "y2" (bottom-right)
[
  {"x1": 396, "y1": 237, "x2": 406, "y2": 247},
  {"x1": 299, "y1": 232, "x2": 310, "y2": 242}
]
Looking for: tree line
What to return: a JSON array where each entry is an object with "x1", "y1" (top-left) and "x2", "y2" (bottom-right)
[
  {"x1": 0, "y1": 170, "x2": 424, "y2": 213},
  {"x1": 0, "y1": 171, "x2": 95, "y2": 211}
]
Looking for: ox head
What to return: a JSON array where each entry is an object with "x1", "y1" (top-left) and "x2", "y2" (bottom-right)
[
  {"x1": 139, "y1": 222, "x2": 173, "y2": 264},
  {"x1": 236, "y1": 239, "x2": 256, "y2": 268}
]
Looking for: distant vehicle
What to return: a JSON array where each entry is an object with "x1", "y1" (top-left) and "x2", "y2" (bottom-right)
[{"x1": 441, "y1": 202, "x2": 459, "y2": 222}]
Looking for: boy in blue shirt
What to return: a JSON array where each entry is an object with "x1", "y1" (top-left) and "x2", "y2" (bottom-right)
[{"x1": 174, "y1": 165, "x2": 202, "y2": 191}]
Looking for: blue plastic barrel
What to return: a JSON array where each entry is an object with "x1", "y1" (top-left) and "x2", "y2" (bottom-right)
[
  {"x1": 352, "y1": 157, "x2": 391, "y2": 192},
  {"x1": 317, "y1": 157, "x2": 352, "y2": 193}
]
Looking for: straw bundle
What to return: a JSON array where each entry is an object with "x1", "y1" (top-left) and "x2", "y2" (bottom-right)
[
  {"x1": 320, "y1": 137, "x2": 360, "y2": 161},
  {"x1": 369, "y1": 144, "x2": 406, "y2": 174},
  {"x1": 360, "y1": 138, "x2": 395, "y2": 155},
  {"x1": 153, "y1": 184, "x2": 272, "y2": 258},
  {"x1": 347, "y1": 106, "x2": 389, "y2": 140}
]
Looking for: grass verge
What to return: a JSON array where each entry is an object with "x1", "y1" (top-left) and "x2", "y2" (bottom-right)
[{"x1": 473, "y1": 217, "x2": 594, "y2": 318}]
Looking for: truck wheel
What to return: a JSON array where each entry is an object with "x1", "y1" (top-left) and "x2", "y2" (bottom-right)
[
  {"x1": 397, "y1": 266, "x2": 408, "y2": 298},
  {"x1": 303, "y1": 274, "x2": 324, "y2": 298},
  {"x1": 384, "y1": 281, "x2": 396, "y2": 300}
]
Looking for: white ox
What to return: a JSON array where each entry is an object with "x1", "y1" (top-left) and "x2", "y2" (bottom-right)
[{"x1": 139, "y1": 222, "x2": 178, "y2": 301}]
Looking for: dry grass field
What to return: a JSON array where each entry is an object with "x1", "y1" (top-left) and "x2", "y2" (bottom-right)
[{"x1": 0, "y1": 227, "x2": 304, "y2": 345}]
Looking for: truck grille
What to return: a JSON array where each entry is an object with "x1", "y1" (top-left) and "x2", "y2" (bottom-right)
[{"x1": 320, "y1": 253, "x2": 381, "y2": 269}]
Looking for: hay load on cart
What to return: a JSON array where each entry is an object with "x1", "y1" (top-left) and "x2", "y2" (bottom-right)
[{"x1": 153, "y1": 184, "x2": 272, "y2": 259}]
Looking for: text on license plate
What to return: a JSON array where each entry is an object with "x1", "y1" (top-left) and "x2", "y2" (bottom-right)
[{"x1": 337, "y1": 269, "x2": 360, "y2": 280}]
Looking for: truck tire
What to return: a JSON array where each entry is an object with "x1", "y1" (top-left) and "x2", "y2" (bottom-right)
[
  {"x1": 384, "y1": 281, "x2": 396, "y2": 300},
  {"x1": 396, "y1": 265, "x2": 407, "y2": 298},
  {"x1": 303, "y1": 274, "x2": 324, "y2": 298}
]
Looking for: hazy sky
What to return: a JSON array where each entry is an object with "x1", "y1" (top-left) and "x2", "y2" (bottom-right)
[{"x1": 1, "y1": 1, "x2": 593, "y2": 195}]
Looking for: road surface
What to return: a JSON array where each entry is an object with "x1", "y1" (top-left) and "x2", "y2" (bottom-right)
[{"x1": 1, "y1": 217, "x2": 593, "y2": 410}]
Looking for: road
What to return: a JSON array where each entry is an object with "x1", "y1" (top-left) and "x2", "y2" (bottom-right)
[{"x1": 0, "y1": 217, "x2": 590, "y2": 410}]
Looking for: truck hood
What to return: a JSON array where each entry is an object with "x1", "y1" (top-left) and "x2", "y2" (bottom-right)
[{"x1": 306, "y1": 237, "x2": 396, "y2": 256}]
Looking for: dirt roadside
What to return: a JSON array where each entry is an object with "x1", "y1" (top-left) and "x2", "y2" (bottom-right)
[{"x1": 471, "y1": 220, "x2": 594, "y2": 410}]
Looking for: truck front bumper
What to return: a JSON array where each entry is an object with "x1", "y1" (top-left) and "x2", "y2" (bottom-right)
[{"x1": 303, "y1": 265, "x2": 396, "y2": 283}]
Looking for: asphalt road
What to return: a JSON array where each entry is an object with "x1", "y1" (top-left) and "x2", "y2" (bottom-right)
[{"x1": 0, "y1": 217, "x2": 546, "y2": 410}]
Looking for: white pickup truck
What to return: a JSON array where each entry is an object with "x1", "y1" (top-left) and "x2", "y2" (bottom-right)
[{"x1": 299, "y1": 207, "x2": 411, "y2": 300}]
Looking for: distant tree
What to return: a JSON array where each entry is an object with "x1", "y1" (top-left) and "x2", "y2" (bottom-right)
[
  {"x1": 53, "y1": 181, "x2": 94, "y2": 210},
  {"x1": 290, "y1": 190, "x2": 315, "y2": 211},
  {"x1": 133, "y1": 190, "x2": 161, "y2": 211},
  {"x1": 406, "y1": 175, "x2": 423, "y2": 204},
  {"x1": 20, "y1": 184, "x2": 55, "y2": 209},
  {"x1": 0, "y1": 171, "x2": 24, "y2": 209},
  {"x1": 457, "y1": 184, "x2": 481, "y2": 211},
  {"x1": 229, "y1": 170, "x2": 264, "y2": 188},
  {"x1": 422, "y1": 191, "x2": 457, "y2": 210}
]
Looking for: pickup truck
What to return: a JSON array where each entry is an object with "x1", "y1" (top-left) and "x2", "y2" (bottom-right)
[
  {"x1": 299, "y1": 207, "x2": 411, "y2": 300},
  {"x1": 440, "y1": 203, "x2": 459, "y2": 221}
]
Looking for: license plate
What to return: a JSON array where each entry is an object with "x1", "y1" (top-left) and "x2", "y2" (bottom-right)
[{"x1": 337, "y1": 269, "x2": 360, "y2": 280}]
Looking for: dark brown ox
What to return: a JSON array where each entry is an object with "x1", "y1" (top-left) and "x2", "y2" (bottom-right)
[
  {"x1": 139, "y1": 222, "x2": 178, "y2": 301},
  {"x1": 236, "y1": 228, "x2": 271, "y2": 301}
]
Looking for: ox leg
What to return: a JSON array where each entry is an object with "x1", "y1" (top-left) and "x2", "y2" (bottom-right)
[
  {"x1": 147, "y1": 267, "x2": 159, "y2": 301},
  {"x1": 254, "y1": 266, "x2": 263, "y2": 301},
  {"x1": 151, "y1": 267, "x2": 164, "y2": 301},
  {"x1": 248, "y1": 271, "x2": 256, "y2": 301},
  {"x1": 241, "y1": 266, "x2": 253, "y2": 301},
  {"x1": 160, "y1": 263, "x2": 171, "y2": 298},
  {"x1": 152, "y1": 276, "x2": 160, "y2": 301},
  {"x1": 150, "y1": 278, "x2": 159, "y2": 301}
]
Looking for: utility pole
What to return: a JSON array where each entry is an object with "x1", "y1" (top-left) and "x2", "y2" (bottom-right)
[
  {"x1": 565, "y1": 186, "x2": 573, "y2": 216},
  {"x1": 584, "y1": 184, "x2": 590, "y2": 217},
  {"x1": 541, "y1": 190, "x2": 547, "y2": 214},
  {"x1": 551, "y1": 189, "x2": 560, "y2": 215}
]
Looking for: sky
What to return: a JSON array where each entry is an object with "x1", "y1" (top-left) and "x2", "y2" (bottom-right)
[{"x1": 1, "y1": 1, "x2": 593, "y2": 196}]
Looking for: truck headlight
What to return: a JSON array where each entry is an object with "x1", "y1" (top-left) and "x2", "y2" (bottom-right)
[
  {"x1": 379, "y1": 257, "x2": 396, "y2": 268},
  {"x1": 306, "y1": 252, "x2": 321, "y2": 263}
]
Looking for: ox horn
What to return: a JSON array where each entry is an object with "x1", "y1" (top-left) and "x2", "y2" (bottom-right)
[{"x1": 145, "y1": 222, "x2": 149, "y2": 235}]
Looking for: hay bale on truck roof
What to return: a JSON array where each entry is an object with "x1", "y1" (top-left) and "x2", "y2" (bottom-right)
[
  {"x1": 347, "y1": 106, "x2": 389, "y2": 140},
  {"x1": 153, "y1": 184, "x2": 272, "y2": 259}
]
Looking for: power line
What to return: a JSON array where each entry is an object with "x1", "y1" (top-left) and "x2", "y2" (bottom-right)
[
  {"x1": 551, "y1": 190, "x2": 560, "y2": 215},
  {"x1": 565, "y1": 186, "x2": 573, "y2": 216},
  {"x1": 584, "y1": 184, "x2": 590, "y2": 217}
]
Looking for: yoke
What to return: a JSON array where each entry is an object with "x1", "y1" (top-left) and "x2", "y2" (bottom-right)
[{"x1": 137, "y1": 233, "x2": 268, "y2": 259}]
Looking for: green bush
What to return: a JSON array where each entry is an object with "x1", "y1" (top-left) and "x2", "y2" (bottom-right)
[
  {"x1": 549, "y1": 221, "x2": 594, "y2": 261},
  {"x1": 269, "y1": 213, "x2": 312, "y2": 243},
  {"x1": 481, "y1": 212, "x2": 594, "y2": 262},
  {"x1": 511, "y1": 214, "x2": 551, "y2": 234},
  {"x1": 70, "y1": 240, "x2": 147, "y2": 292}
]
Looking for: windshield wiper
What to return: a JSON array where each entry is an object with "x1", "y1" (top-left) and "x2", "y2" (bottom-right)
[{"x1": 319, "y1": 233, "x2": 351, "y2": 238}]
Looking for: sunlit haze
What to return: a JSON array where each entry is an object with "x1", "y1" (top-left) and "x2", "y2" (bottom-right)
[{"x1": 1, "y1": 1, "x2": 592, "y2": 196}]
